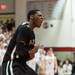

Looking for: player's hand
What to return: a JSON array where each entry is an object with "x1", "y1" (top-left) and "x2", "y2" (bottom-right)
[{"x1": 28, "y1": 44, "x2": 39, "y2": 60}]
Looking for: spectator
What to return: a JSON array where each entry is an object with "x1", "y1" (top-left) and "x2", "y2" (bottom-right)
[
  {"x1": 63, "y1": 58, "x2": 72, "y2": 75},
  {"x1": 72, "y1": 55, "x2": 75, "y2": 75}
]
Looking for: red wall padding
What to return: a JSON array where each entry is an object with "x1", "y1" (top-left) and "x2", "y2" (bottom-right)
[{"x1": 44, "y1": 47, "x2": 75, "y2": 52}]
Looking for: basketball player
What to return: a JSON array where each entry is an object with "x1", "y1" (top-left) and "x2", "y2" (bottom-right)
[
  {"x1": 45, "y1": 48, "x2": 58, "y2": 75},
  {"x1": 2, "y1": 9, "x2": 44, "y2": 75}
]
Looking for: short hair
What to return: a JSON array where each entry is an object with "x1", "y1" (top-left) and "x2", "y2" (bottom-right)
[{"x1": 27, "y1": 9, "x2": 40, "y2": 21}]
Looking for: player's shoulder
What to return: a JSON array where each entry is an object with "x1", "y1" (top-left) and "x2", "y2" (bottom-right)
[
  {"x1": 16, "y1": 22, "x2": 33, "y2": 35},
  {"x1": 21, "y1": 22, "x2": 30, "y2": 28}
]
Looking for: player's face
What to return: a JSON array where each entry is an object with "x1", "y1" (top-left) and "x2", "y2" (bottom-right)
[
  {"x1": 32, "y1": 11, "x2": 44, "y2": 28},
  {"x1": 47, "y1": 48, "x2": 53, "y2": 55}
]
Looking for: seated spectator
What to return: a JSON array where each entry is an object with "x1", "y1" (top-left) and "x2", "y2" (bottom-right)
[
  {"x1": 0, "y1": 36, "x2": 6, "y2": 66},
  {"x1": 72, "y1": 55, "x2": 75, "y2": 75},
  {"x1": 58, "y1": 60, "x2": 64, "y2": 75},
  {"x1": 63, "y1": 58, "x2": 72, "y2": 75}
]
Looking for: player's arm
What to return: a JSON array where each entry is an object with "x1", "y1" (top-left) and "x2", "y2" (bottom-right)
[
  {"x1": 7, "y1": 26, "x2": 20, "y2": 52},
  {"x1": 54, "y1": 57, "x2": 58, "y2": 74}
]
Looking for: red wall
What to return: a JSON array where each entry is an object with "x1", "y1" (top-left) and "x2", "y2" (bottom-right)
[{"x1": 44, "y1": 47, "x2": 75, "y2": 52}]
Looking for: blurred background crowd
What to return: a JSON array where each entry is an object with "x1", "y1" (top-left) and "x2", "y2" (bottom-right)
[{"x1": 0, "y1": 18, "x2": 15, "y2": 74}]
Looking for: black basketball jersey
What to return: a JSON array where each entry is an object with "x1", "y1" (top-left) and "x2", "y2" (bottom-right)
[{"x1": 3, "y1": 23, "x2": 35, "y2": 62}]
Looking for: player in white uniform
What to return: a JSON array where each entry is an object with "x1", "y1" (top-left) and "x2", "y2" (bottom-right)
[{"x1": 45, "y1": 48, "x2": 58, "y2": 75}]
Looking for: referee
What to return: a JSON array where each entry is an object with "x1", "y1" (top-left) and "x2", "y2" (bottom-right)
[{"x1": 2, "y1": 9, "x2": 44, "y2": 75}]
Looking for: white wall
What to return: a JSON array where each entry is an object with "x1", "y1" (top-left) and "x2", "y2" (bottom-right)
[
  {"x1": 15, "y1": 0, "x2": 74, "y2": 47},
  {"x1": 15, "y1": 0, "x2": 27, "y2": 26},
  {"x1": 72, "y1": 0, "x2": 75, "y2": 47},
  {"x1": 34, "y1": 0, "x2": 72, "y2": 47}
]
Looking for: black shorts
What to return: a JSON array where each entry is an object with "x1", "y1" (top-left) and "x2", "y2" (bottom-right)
[{"x1": 2, "y1": 60, "x2": 37, "y2": 75}]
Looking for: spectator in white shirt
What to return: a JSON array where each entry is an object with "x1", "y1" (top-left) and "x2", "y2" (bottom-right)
[{"x1": 63, "y1": 58, "x2": 72, "y2": 75}]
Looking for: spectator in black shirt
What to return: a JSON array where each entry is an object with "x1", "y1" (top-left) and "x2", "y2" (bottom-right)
[
  {"x1": 72, "y1": 56, "x2": 75, "y2": 75},
  {"x1": 2, "y1": 9, "x2": 44, "y2": 75}
]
